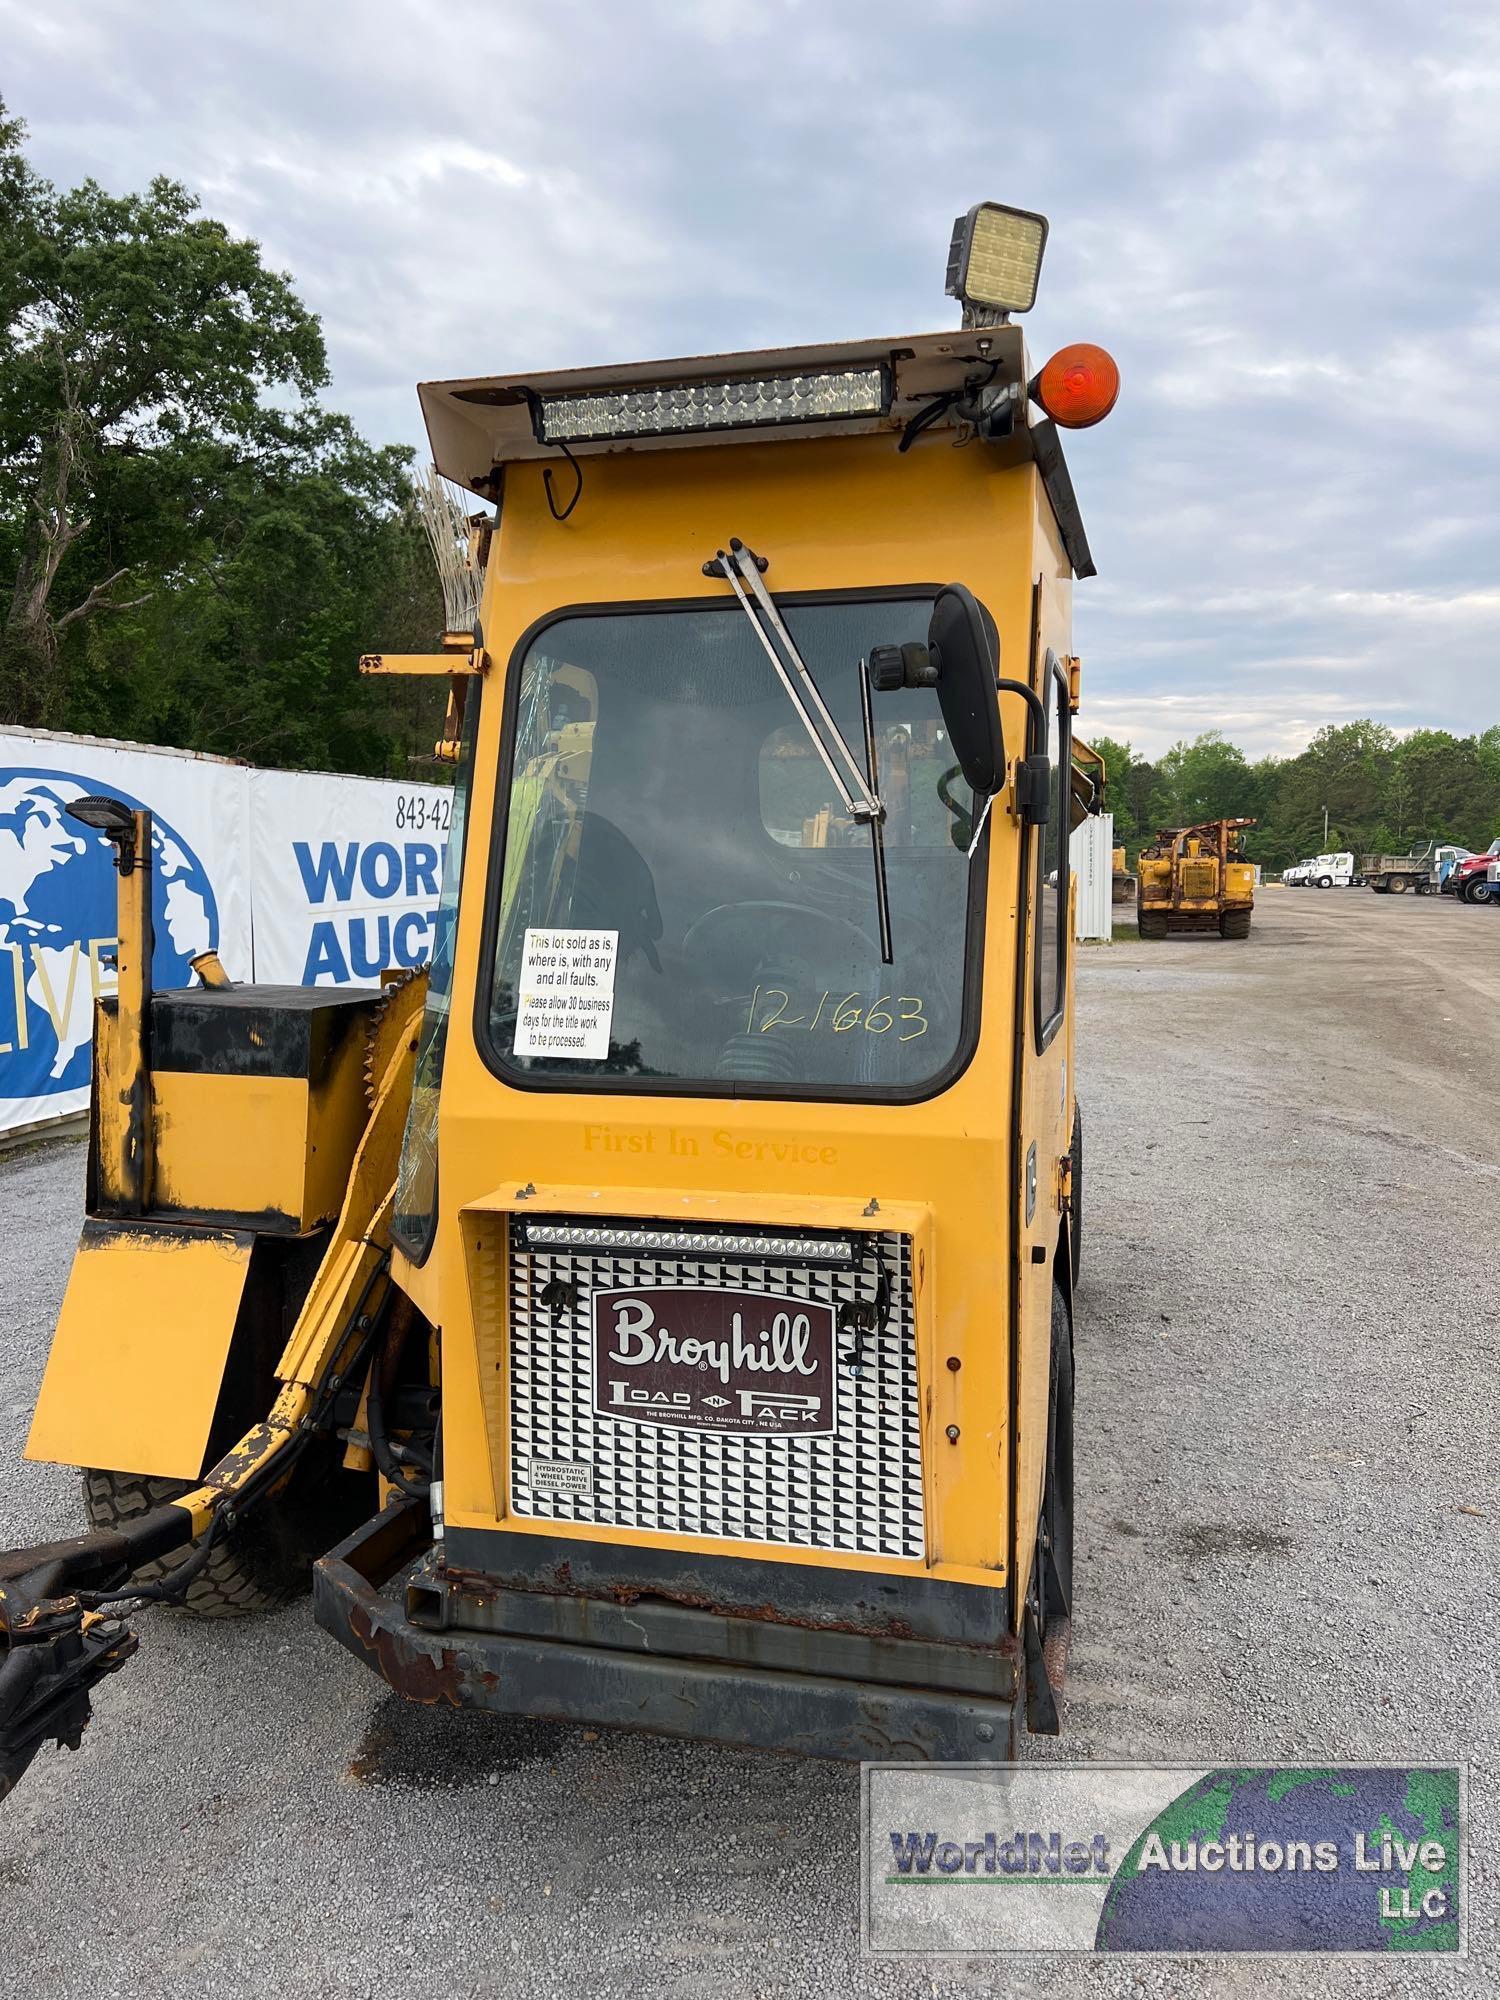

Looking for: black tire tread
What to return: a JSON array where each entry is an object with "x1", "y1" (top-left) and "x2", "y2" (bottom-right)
[{"x1": 82, "y1": 1469, "x2": 291, "y2": 1618}]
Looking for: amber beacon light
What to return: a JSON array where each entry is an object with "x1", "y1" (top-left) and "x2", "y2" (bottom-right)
[{"x1": 1033, "y1": 343, "x2": 1120, "y2": 428}]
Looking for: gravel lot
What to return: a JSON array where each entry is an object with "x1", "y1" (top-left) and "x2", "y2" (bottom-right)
[{"x1": 2, "y1": 889, "x2": 1495, "y2": 1998}]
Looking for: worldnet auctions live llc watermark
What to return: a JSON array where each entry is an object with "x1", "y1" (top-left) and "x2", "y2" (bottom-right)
[{"x1": 861, "y1": 1762, "x2": 1465, "y2": 1958}]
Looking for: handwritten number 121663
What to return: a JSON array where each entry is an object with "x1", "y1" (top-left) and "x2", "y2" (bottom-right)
[{"x1": 744, "y1": 987, "x2": 929, "y2": 1041}]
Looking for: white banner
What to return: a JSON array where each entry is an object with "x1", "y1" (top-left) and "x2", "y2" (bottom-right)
[
  {"x1": 0, "y1": 730, "x2": 450, "y2": 1135},
  {"x1": 0, "y1": 733, "x2": 252, "y2": 1134},
  {"x1": 247, "y1": 768, "x2": 451, "y2": 985}
]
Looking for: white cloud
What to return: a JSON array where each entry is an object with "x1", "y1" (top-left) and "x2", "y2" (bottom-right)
[{"x1": 2, "y1": 0, "x2": 1497, "y2": 754}]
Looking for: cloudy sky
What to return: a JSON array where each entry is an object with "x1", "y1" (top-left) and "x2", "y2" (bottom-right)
[{"x1": 4, "y1": 0, "x2": 1497, "y2": 757}]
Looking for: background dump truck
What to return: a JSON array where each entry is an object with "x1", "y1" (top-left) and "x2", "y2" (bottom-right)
[
  {"x1": 1136, "y1": 818, "x2": 1256, "y2": 939},
  {"x1": 0, "y1": 200, "x2": 1119, "y2": 1790},
  {"x1": 1362, "y1": 841, "x2": 1469, "y2": 894}
]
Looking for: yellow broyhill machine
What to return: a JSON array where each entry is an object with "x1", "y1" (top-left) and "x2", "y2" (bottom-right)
[
  {"x1": 1, "y1": 201, "x2": 1116, "y2": 1793},
  {"x1": 1137, "y1": 819, "x2": 1255, "y2": 940}
]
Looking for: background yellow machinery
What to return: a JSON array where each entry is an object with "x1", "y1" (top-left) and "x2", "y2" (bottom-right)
[{"x1": 1137, "y1": 818, "x2": 1256, "y2": 939}]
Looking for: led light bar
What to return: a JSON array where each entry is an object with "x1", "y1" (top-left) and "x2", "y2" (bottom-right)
[
  {"x1": 512, "y1": 1216, "x2": 860, "y2": 1267},
  {"x1": 532, "y1": 366, "x2": 891, "y2": 445}
]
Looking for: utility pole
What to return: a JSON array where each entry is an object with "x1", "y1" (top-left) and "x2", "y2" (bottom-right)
[{"x1": 1322, "y1": 804, "x2": 1329, "y2": 847}]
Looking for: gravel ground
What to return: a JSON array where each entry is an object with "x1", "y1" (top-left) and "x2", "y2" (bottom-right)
[{"x1": 1, "y1": 888, "x2": 1495, "y2": 1998}]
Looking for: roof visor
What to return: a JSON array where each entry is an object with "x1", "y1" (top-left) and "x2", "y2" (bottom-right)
[{"x1": 421, "y1": 328, "x2": 1028, "y2": 480}]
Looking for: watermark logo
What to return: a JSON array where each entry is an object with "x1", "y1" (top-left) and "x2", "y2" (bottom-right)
[{"x1": 863, "y1": 1765, "x2": 1463, "y2": 1957}]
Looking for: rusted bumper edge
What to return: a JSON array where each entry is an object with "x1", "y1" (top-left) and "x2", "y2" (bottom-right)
[{"x1": 313, "y1": 1504, "x2": 1021, "y2": 1763}]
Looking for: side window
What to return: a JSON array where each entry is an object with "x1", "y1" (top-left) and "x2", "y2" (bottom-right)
[
  {"x1": 391, "y1": 682, "x2": 481, "y2": 1265},
  {"x1": 1034, "y1": 654, "x2": 1070, "y2": 1050}
]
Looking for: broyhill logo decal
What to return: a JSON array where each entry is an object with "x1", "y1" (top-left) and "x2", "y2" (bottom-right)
[
  {"x1": 593, "y1": 1286, "x2": 836, "y2": 1436},
  {"x1": 0, "y1": 771, "x2": 218, "y2": 1102}
]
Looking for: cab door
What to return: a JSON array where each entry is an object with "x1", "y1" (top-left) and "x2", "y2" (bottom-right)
[{"x1": 1010, "y1": 632, "x2": 1073, "y2": 1684}]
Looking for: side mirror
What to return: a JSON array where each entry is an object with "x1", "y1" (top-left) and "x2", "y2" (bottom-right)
[{"x1": 928, "y1": 584, "x2": 1004, "y2": 796}]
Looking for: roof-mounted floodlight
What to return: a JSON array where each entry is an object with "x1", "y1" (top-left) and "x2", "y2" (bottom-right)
[{"x1": 945, "y1": 202, "x2": 1049, "y2": 325}]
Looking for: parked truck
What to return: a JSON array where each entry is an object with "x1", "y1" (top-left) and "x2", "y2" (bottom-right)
[
  {"x1": 1307, "y1": 851, "x2": 1357, "y2": 888},
  {"x1": 1361, "y1": 841, "x2": 1469, "y2": 894},
  {"x1": 1448, "y1": 839, "x2": 1500, "y2": 905}
]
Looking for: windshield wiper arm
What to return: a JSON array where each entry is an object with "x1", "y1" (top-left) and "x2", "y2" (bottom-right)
[
  {"x1": 857, "y1": 653, "x2": 894, "y2": 965},
  {"x1": 712, "y1": 539, "x2": 882, "y2": 824},
  {"x1": 710, "y1": 537, "x2": 892, "y2": 963}
]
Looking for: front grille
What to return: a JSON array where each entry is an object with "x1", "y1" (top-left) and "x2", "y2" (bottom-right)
[
  {"x1": 1180, "y1": 860, "x2": 1218, "y2": 900},
  {"x1": 506, "y1": 1226, "x2": 924, "y2": 1560}
]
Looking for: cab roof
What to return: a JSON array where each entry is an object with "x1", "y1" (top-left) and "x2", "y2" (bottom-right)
[{"x1": 418, "y1": 325, "x2": 1093, "y2": 578}]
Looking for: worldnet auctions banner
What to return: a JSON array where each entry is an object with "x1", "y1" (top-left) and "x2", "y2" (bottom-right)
[
  {"x1": 247, "y1": 767, "x2": 453, "y2": 986},
  {"x1": 0, "y1": 731, "x2": 448, "y2": 1136}
]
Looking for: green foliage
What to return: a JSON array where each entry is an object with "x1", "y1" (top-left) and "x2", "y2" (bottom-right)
[
  {"x1": 0, "y1": 100, "x2": 445, "y2": 775},
  {"x1": 1094, "y1": 718, "x2": 1500, "y2": 871}
]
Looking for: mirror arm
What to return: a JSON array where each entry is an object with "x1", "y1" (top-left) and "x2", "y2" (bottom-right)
[
  {"x1": 997, "y1": 677, "x2": 1047, "y2": 759},
  {"x1": 996, "y1": 678, "x2": 1051, "y2": 825}
]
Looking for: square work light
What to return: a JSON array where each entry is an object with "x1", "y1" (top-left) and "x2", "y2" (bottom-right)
[{"x1": 945, "y1": 202, "x2": 1049, "y2": 317}]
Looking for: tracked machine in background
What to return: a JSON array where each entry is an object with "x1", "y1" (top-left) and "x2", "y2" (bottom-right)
[
  {"x1": 1137, "y1": 818, "x2": 1256, "y2": 940},
  {"x1": 1, "y1": 200, "x2": 1120, "y2": 1794}
]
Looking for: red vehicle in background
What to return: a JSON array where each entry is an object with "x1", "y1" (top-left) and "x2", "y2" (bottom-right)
[{"x1": 1452, "y1": 839, "x2": 1500, "y2": 904}]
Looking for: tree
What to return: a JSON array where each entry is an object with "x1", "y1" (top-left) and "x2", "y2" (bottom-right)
[
  {"x1": 1153, "y1": 732, "x2": 1259, "y2": 825},
  {"x1": 0, "y1": 100, "x2": 404, "y2": 737},
  {"x1": 1086, "y1": 733, "x2": 1139, "y2": 845}
]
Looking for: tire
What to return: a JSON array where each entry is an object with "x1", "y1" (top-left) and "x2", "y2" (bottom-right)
[
  {"x1": 1219, "y1": 909, "x2": 1252, "y2": 939},
  {"x1": 1068, "y1": 1102, "x2": 1083, "y2": 1290},
  {"x1": 82, "y1": 1450, "x2": 374, "y2": 1617},
  {"x1": 1137, "y1": 909, "x2": 1168, "y2": 939},
  {"x1": 1461, "y1": 877, "x2": 1490, "y2": 905},
  {"x1": 1388, "y1": 875, "x2": 1409, "y2": 894},
  {"x1": 1317, "y1": 876, "x2": 1333, "y2": 888}
]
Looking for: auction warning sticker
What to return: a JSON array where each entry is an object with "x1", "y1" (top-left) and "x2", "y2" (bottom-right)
[
  {"x1": 862, "y1": 1765, "x2": 1464, "y2": 1957},
  {"x1": 513, "y1": 927, "x2": 617, "y2": 1059}
]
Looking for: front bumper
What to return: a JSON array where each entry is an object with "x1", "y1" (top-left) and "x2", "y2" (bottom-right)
[{"x1": 314, "y1": 1503, "x2": 1022, "y2": 1762}]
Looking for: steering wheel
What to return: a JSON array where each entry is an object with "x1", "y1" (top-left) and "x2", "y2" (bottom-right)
[{"x1": 680, "y1": 899, "x2": 878, "y2": 971}]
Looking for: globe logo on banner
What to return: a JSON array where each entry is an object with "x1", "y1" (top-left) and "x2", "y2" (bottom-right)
[{"x1": 0, "y1": 770, "x2": 219, "y2": 1102}]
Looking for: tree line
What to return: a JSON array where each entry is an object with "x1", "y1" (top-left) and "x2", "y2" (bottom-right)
[
  {"x1": 1090, "y1": 723, "x2": 1500, "y2": 873},
  {"x1": 0, "y1": 101, "x2": 446, "y2": 778}
]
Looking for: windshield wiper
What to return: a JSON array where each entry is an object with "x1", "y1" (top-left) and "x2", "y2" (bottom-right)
[{"x1": 710, "y1": 538, "x2": 892, "y2": 963}]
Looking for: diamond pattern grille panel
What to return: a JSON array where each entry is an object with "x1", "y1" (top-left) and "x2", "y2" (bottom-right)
[{"x1": 507, "y1": 1230, "x2": 924, "y2": 1559}]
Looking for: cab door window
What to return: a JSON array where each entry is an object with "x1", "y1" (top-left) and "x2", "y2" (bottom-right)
[{"x1": 1034, "y1": 653, "x2": 1069, "y2": 1050}]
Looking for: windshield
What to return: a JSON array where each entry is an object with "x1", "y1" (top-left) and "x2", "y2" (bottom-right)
[{"x1": 485, "y1": 596, "x2": 983, "y2": 1097}]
